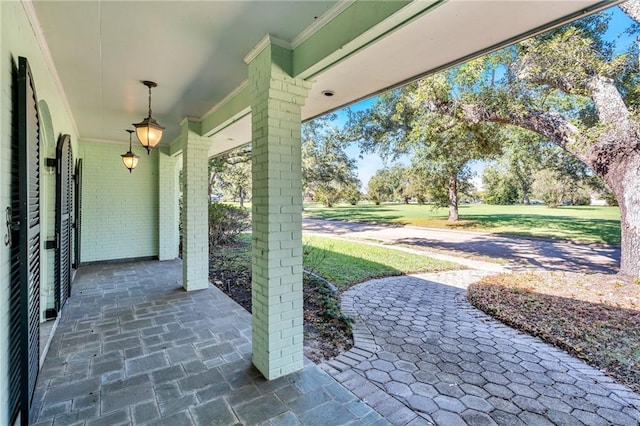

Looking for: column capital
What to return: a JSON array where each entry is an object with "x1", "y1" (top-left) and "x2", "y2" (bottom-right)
[
  {"x1": 244, "y1": 34, "x2": 292, "y2": 65},
  {"x1": 180, "y1": 117, "x2": 204, "y2": 138}
]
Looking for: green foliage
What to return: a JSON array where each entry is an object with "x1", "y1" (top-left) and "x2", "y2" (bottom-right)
[
  {"x1": 367, "y1": 168, "x2": 396, "y2": 204},
  {"x1": 342, "y1": 185, "x2": 361, "y2": 206},
  {"x1": 208, "y1": 202, "x2": 250, "y2": 246},
  {"x1": 533, "y1": 169, "x2": 568, "y2": 208},
  {"x1": 603, "y1": 192, "x2": 619, "y2": 207},
  {"x1": 345, "y1": 74, "x2": 503, "y2": 221},
  {"x1": 302, "y1": 114, "x2": 360, "y2": 207},
  {"x1": 482, "y1": 130, "x2": 601, "y2": 206},
  {"x1": 302, "y1": 241, "x2": 354, "y2": 328},
  {"x1": 209, "y1": 146, "x2": 252, "y2": 206},
  {"x1": 366, "y1": 165, "x2": 415, "y2": 204},
  {"x1": 483, "y1": 164, "x2": 520, "y2": 205}
]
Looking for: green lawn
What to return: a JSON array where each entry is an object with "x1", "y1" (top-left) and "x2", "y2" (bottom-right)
[
  {"x1": 303, "y1": 235, "x2": 463, "y2": 290},
  {"x1": 303, "y1": 202, "x2": 621, "y2": 244}
]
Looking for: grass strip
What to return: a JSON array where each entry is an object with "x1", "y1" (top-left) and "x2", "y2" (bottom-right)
[
  {"x1": 303, "y1": 235, "x2": 463, "y2": 290},
  {"x1": 304, "y1": 202, "x2": 621, "y2": 244}
]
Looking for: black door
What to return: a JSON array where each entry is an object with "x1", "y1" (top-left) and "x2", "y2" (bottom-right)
[
  {"x1": 8, "y1": 56, "x2": 41, "y2": 426},
  {"x1": 73, "y1": 159, "x2": 82, "y2": 268},
  {"x1": 55, "y1": 134, "x2": 73, "y2": 311}
]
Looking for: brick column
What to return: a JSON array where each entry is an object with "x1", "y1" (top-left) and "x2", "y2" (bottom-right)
[
  {"x1": 158, "y1": 148, "x2": 180, "y2": 261},
  {"x1": 247, "y1": 40, "x2": 311, "y2": 379},
  {"x1": 181, "y1": 120, "x2": 210, "y2": 291}
]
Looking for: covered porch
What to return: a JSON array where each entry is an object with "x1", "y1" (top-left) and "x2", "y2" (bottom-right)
[
  {"x1": 1, "y1": 0, "x2": 626, "y2": 424},
  {"x1": 24, "y1": 0, "x2": 621, "y2": 382},
  {"x1": 31, "y1": 260, "x2": 385, "y2": 425}
]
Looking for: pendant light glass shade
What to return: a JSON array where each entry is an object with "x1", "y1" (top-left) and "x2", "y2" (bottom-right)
[
  {"x1": 133, "y1": 80, "x2": 164, "y2": 154},
  {"x1": 121, "y1": 129, "x2": 139, "y2": 173}
]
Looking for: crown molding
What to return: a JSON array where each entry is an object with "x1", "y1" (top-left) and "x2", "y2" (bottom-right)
[
  {"x1": 290, "y1": 0, "x2": 356, "y2": 49},
  {"x1": 22, "y1": 0, "x2": 80, "y2": 138},
  {"x1": 243, "y1": 34, "x2": 292, "y2": 64}
]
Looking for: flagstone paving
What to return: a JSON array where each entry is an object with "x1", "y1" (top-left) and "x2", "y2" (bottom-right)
[
  {"x1": 321, "y1": 271, "x2": 640, "y2": 425},
  {"x1": 31, "y1": 260, "x2": 387, "y2": 426},
  {"x1": 32, "y1": 260, "x2": 640, "y2": 425}
]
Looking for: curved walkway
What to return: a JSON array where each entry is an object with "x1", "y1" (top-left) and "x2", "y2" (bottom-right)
[{"x1": 321, "y1": 271, "x2": 640, "y2": 426}]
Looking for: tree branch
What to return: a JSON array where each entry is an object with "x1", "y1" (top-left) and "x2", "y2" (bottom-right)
[
  {"x1": 620, "y1": 0, "x2": 640, "y2": 24},
  {"x1": 425, "y1": 98, "x2": 584, "y2": 161},
  {"x1": 586, "y1": 75, "x2": 630, "y2": 123}
]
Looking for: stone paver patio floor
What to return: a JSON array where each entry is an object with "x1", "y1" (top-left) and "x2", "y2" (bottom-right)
[
  {"x1": 31, "y1": 260, "x2": 387, "y2": 426},
  {"x1": 32, "y1": 260, "x2": 640, "y2": 425},
  {"x1": 321, "y1": 271, "x2": 640, "y2": 425}
]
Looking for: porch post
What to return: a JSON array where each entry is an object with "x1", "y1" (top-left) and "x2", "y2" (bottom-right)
[
  {"x1": 181, "y1": 119, "x2": 210, "y2": 291},
  {"x1": 158, "y1": 148, "x2": 180, "y2": 261},
  {"x1": 247, "y1": 38, "x2": 311, "y2": 379}
]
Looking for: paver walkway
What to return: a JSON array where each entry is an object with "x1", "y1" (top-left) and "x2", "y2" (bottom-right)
[
  {"x1": 321, "y1": 271, "x2": 640, "y2": 425},
  {"x1": 32, "y1": 260, "x2": 387, "y2": 426}
]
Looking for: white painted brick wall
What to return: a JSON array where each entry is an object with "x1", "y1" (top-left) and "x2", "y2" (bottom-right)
[
  {"x1": 79, "y1": 141, "x2": 159, "y2": 262},
  {"x1": 39, "y1": 117, "x2": 57, "y2": 319},
  {"x1": 1, "y1": 2, "x2": 83, "y2": 420},
  {"x1": 248, "y1": 43, "x2": 311, "y2": 380},
  {"x1": 181, "y1": 122, "x2": 210, "y2": 291},
  {"x1": 158, "y1": 150, "x2": 180, "y2": 261},
  {"x1": 0, "y1": 5, "x2": 12, "y2": 417}
]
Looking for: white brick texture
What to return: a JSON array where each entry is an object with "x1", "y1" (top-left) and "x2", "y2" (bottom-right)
[
  {"x1": 181, "y1": 122, "x2": 210, "y2": 291},
  {"x1": 158, "y1": 150, "x2": 180, "y2": 261},
  {"x1": 248, "y1": 43, "x2": 311, "y2": 380}
]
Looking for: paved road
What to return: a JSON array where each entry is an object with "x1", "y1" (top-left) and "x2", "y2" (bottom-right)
[{"x1": 303, "y1": 218, "x2": 621, "y2": 274}]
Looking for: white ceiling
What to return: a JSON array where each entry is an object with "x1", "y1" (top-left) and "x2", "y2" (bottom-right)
[
  {"x1": 31, "y1": 1, "x2": 336, "y2": 144},
  {"x1": 30, "y1": 0, "x2": 617, "y2": 151},
  {"x1": 303, "y1": 0, "x2": 620, "y2": 120}
]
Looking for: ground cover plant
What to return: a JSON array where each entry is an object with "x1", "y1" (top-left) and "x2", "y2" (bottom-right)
[
  {"x1": 209, "y1": 234, "x2": 462, "y2": 362},
  {"x1": 304, "y1": 203, "x2": 621, "y2": 244},
  {"x1": 209, "y1": 235, "x2": 353, "y2": 362},
  {"x1": 468, "y1": 272, "x2": 640, "y2": 393}
]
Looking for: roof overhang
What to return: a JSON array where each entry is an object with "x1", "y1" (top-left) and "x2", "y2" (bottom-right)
[{"x1": 27, "y1": 0, "x2": 620, "y2": 157}]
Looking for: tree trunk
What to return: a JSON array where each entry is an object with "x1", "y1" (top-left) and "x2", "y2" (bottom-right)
[
  {"x1": 619, "y1": 1, "x2": 640, "y2": 26},
  {"x1": 606, "y1": 153, "x2": 640, "y2": 277},
  {"x1": 238, "y1": 188, "x2": 244, "y2": 209},
  {"x1": 209, "y1": 171, "x2": 215, "y2": 202},
  {"x1": 448, "y1": 172, "x2": 459, "y2": 222},
  {"x1": 425, "y1": 74, "x2": 640, "y2": 274}
]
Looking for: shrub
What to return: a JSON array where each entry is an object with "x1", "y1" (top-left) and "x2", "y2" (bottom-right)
[{"x1": 209, "y1": 203, "x2": 250, "y2": 246}]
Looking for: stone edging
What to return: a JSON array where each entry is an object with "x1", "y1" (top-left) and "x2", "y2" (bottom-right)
[{"x1": 319, "y1": 280, "x2": 380, "y2": 375}]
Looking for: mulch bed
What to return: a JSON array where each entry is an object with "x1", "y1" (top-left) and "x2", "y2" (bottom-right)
[
  {"x1": 468, "y1": 271, "x2": 640, "y2": 393},
  {"x1": 209, "y1": 241, "x2": 353, "y2": 363}
]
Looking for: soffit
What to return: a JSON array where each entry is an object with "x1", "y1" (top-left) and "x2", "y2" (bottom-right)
[
  {"x1": 210, "y1": 0, "x2": 614, "y2": 156},
  {"x1": 30, "y1": 0, "x2": 615, "y2": 153},
  {"x1": 31, "y1": 0, "x2": 336, "y2": 144}
]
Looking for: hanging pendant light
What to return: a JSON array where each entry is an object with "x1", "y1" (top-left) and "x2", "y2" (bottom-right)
[
  {"x1": 133, "y1": 80, "x2": 164, "y2": 154},
  {"x1": 121, "y1": 129, "x2": 139, "y2": 173}
]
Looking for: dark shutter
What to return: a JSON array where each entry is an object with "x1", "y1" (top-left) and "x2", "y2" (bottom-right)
[
  {"x1": 73, "y1": 159, "x2": 82, "y2": 268},
  {"x1": 55, "y1": 134, "x2": 73, "y2": 310},
  {"x1": 15, "y1": 56, "x2": 41, "y2": 426},
  {"x1": 8, "y1": 58, "x2": 21, "y2": 426}
]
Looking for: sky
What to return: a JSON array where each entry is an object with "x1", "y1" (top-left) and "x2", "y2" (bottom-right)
[{"x1": 331, "y1": 5, "x2": 637, "y2": 190}]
